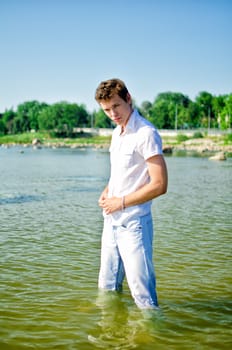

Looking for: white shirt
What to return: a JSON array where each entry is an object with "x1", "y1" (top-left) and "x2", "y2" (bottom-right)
[{"x1": 107, "y1": 109, "x2": 163, "y2": 226}]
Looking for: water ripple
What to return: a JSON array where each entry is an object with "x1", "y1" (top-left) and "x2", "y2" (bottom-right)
[{"x1": 0, "y1": 149, "x2": 231, "y2": 349}]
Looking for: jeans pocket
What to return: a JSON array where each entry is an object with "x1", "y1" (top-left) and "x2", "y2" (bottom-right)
[{"x1": 120, "y1": 218, "x2": 142, "y2": 233}]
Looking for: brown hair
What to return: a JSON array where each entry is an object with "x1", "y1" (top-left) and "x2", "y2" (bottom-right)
[{"x1": 95, "y1": 78, "x2": 129, "y2": 103}]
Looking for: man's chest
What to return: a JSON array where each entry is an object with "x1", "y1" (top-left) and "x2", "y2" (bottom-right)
[{"x1": 110, "y1": 134, "x2": 144, "y2": 169}]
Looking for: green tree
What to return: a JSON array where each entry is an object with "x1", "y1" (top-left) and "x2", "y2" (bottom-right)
[
  {"x1": 139, "y1": 101, "x2": 153, "y2": 120},
  {"x1": 2, "y1": 109, "x2": 16, "y2": 133},
  {"x1": 12, "y1": 101, "x2": 48, "y2": 133},
  {"x1": 13, "y1": 101, "x2": 35, "y2": 133},
  {"x1": 28, "y1": 101, "x2": 48, "y2": 131},
  {"x1": 185, "y1": 102, "x2": 201, "y2": 128},
  {"x1": 0, "y1": 116, "x2": 6, "y2": 134},
  {"x1": 93, "y1": 109, "x2": 113, "y2": 128},
  {"x1": 149, "y1": 97, "x2": 170, "y2": 128},
  {"x1": 38, "y1": 102, "x2": 90, "y2": 136},
  {"x1": 195, "y1": 91, "x2": 214, "y2": 128},
  {"x1": 220, "y1": 94, "x2": 232, "y2": 129},
  {"x1": 212, "y1": 94, "x2": 228, "y2": 129},
  {"x1": 149, "y1": 92, "x2": 191, "y2": 129},
  {"x1": 75, "y1": 104, "x2": 90, "y2": 127}
]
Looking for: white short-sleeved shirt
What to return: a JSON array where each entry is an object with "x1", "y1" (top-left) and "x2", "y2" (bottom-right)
[{"x1": 106, "y1": 109, "x2": 163, "y2": 226}]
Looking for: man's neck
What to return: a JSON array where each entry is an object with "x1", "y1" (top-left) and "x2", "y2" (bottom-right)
[{"x1": 120, "y1": 108, "x2": 133, "y2": 134}]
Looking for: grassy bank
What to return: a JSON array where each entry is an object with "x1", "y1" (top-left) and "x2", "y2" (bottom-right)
[
  {"x1": 0, "y1": 131, "x2": 232, "y2": 156},
  {"x1": 0, "y1": 132, "x2": 111, "y2": 146}
]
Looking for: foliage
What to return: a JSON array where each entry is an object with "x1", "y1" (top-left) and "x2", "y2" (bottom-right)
[
  {"x1": 139, "y1": 101, "x2": 152, "y2": 119},
  {"x1": 223, "y1": 133, "x2": 232, "y2": 144},
  {"x1": 176, "y1": 134, "x2": 189, "y2": 143},
  {"x1": 192, "y1": 131, "x2": 204, "y2": 138},
  {"x1": 149, "y1": 92, "x2": 197, "y2": 129},
  {"x1": 2, "y1": 109, "x2": 16, "y2": 133},
  {"x1": 12, "y1": 101, "x2": 48, "y2": 133},
  {"x1": 0, "y1": 132, "x2": 49, "y2": 144},
  {"x1": 38, "y1": 102, "x2": 90, "y2": 137},
  {"x1": 1, "y1": 92, "x2": 231, "y2": 135},
  {"x1": 93, "y1": 109, "x2": 113, "y2": 128},
  {"x1": 220, "y1": 95, "x2": 232, "y2": 129},
  {"x1": 0, "y1": 119, "x2": 6, "y2": 135}
]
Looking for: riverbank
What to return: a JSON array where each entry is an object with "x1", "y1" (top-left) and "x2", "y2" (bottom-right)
[
  {"x1": 1, "y1": 131, "x2": 232, "y2": 157},
  {"x1": 162, "y1": 136, "x2": 232, "y2": 156}
]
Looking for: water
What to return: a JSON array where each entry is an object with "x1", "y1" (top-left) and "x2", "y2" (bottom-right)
[{"x1": 0, "y1": 146, "x2": 231, "y2": 350}]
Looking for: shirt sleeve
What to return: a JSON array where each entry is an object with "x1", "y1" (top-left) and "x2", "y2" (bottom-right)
[{"x1": 137, "y1": 126, "x2": 163, "y2": 160}]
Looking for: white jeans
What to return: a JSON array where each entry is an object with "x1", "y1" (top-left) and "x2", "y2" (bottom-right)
[{"x1": 98, "y1": 213, "x2": 158, "y2": 309}]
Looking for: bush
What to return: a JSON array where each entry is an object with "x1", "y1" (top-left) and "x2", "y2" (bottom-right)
[
  {"x1": 176, "y1": 134, "x2": 189, "y2": 143},
  {"x1": 192, "y1": 131, "x2": 204, "y2": 139},
  {"x1": 224, "y1": 133, "x2": 232, "y2": 144}
]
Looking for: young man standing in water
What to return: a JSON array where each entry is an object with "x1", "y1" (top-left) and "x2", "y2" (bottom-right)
[{"x1": 95, "y1": 78, "x2": 168, "y2": 309}]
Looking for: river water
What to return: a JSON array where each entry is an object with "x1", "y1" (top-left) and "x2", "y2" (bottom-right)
[{"x1": 0, "y1": 146, "x2": 231, "y2": 350}]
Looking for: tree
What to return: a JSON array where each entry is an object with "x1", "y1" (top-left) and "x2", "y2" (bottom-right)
[
  {"x1": 139, "y1": 101, "x2": 152, "y2": 119},
  {"x1": 220, "y1": 94, "x2": 232, "y2": 129},
  {"x1": 0, "y1": 115, "x2": 6, "y2": 134},
  {"x1": 149, "y1": 97, "x2": 170, "y2": 128},
  {"x1": 28, "y1": 101, "x2": 48, "y2": 131},
  {"x1": 185, "y1": 102, "x2": 201, "y2": 128},
  {"x1": 74, "y1": 104, "x2": 90, "y2": 127},
  {"x1": 195, "y1": 91, "x2": 214, "y2": 128},
  {"x1": 2, "y1": 109, "x2": 16, "y2": 133},
  {"x1": 13, "y1": 101, "x2": 34, "y2": 133},
  {"x1": 212, "y1": 95, "x2": 227, "y2": 129},
  {"x1": 12, "y1": 101, "x2": 48, "y2": 133},
  {"x1": 38, "y1": 102, "x2": 90, "y2": 136},
  {"x1": 93, "y1": 109, "x2": 113, "y2": 128},
  {"x1": 149, "y1": 92, "x2": 191, "y2": 129}
]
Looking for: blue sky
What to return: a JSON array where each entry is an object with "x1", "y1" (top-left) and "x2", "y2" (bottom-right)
[{"x1": 1, "y1": 0, "x2": 231, "y2": 113}]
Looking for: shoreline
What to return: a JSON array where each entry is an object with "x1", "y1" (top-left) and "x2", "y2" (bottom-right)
[
  {"x1": 1, "y1": 138, "x2": 232, "y2": 158},
  {"x1": 163, "y1": 138, "x2": 232, "y2": 155},
  {"x1": 1, "y1": 130, "x2": 232, "y2": 158}
]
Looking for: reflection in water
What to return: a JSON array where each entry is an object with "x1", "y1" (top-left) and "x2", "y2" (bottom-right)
[{"x1": 89, "y1": 291, "x2": 164, "y2": 349}]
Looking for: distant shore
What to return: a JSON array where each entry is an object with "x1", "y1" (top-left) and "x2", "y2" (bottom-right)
[
  {"x1": 1, "y1": 139, "x2": 232, "y2": 158},
  {"x1": 0, "y1": 130, "x2": 232, "y2": 157},
  {"x1": 163, "y1": 138, "x2": 232, "y2": 155}
]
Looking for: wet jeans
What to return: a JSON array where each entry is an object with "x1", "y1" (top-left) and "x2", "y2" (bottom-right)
[{"x1": 98, "y1": 213, "x2": 158, "y2": 309}]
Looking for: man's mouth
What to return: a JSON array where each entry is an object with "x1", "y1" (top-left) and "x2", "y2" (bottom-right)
[{"x1": 113, "y1": 117, "x2": 121, "y2": 123}]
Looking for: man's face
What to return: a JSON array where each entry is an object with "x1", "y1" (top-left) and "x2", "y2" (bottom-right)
[{"x1": 99, "y1": 94, "x2": 133, "y2": 128}]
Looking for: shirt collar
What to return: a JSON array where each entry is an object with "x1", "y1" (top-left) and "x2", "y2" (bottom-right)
[{"x1": 122, "y1": 109, "x2": 138, "y2": 134}]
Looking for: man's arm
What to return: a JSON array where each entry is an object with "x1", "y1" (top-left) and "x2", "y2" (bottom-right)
[
  {"x1": 125, "y1": 154, "x2": 168, "y2": 206},
  {"x1": 99, "y1": 154, "x2": 168, "y2": 214}
]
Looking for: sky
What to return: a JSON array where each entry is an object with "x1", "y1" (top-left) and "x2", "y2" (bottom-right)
[{"x1": 0, "y1": 0, "x2": 232, "y2": 113}]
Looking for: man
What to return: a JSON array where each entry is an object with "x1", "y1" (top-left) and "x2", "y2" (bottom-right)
[{"x1": 95, "y1": 78, "x2": 168, "y2": 309}]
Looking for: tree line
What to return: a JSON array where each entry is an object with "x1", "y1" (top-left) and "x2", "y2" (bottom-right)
[{"x1": 0, "y1": 91, "x2": 231, "y2": 137}]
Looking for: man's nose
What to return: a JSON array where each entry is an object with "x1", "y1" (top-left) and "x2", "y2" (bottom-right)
[{"x1": 110, "y1": 108, "x2": 117, "y2": 117}]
